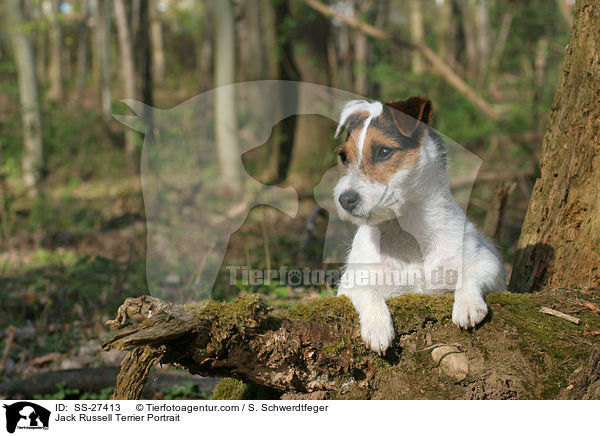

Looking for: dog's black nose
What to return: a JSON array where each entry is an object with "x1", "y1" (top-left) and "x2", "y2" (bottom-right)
[{"x1": 339, "y1": 190, "x2": 360, "y2": 212}]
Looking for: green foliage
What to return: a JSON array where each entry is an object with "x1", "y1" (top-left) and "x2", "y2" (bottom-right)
[
  {"x1": 34, "y1": 384, "x2": 114, "y2": 400},
  {"x1": 161, "y1": 381, "x2": 210, "y2": 400}
]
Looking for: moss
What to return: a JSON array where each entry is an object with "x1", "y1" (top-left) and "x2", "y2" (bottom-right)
[
  {"x1": 285, "y1": 296, "x2": 356, "y2": 323},
  {"x1": 387, "y1": 294, "x2": 454, "y2": 330},
  {"x1": 212, "y1": 378, "x2": 249, "y2": 400},
  {"x1": 211, "y1": 378, "x2": 281, "y2": 400}
]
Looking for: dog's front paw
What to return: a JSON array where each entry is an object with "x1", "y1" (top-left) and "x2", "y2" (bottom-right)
[
  {"x1": 452, "y1": 293, "x2": 488, "y2": 328},
  {"x1": 360, "y1": 314, "x2": 395, "y2": 355}
]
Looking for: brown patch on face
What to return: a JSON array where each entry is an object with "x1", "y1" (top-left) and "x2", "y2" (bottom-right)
[
  {"x1": 336, "y1": 111, "x2": 369, "y2": 168},
  {"x1": 359, "y1": 125, "x2": 422, "y2": 184}
]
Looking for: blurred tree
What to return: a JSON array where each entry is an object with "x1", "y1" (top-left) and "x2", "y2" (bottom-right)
[
  {"x1": 91, "y1": 0, "x2": 112, "y2": 121},
  {"x1": 285, "y1": 1, "x2": 336, "y2": 196},
  {"x1": 213, "y1": 0, "x2": 242, "y2": 194},
  {"x1": 47, "y1": 0, "x2": 63, "y2": 102},
  {"x1": 436, "y1": 0, "x2": 458, "y2": 68},
  {"x1": 134, "y1": 0, "x2": 153, "y2": 120},
  {"x1": 150, "y1": 0, "x2": 165, "y2": 85},
  {"x1": 510, "y1": 0, "x2": 599, "y2": 292},
  {"x1": 474, "y1": 0, "x2": 490, "y2": 86},
  {"x1": 456, "y1": 0, "x2": 478, "y2": 80},
  {"x1": 240, "y1": 0, "x2": 283, "y2": 184},
  {"x1": 6, "y1": 0, "x2": 45, "y2": 196},
  {"x1": 114, "y1": 0, "x2": 139, "y2": 172},
  {"x1": 75, "y1": 2, "x2": 89, "y2": 104},
  {"x1": 409, "y1": 0, "x2": 424, "y2": 74}
]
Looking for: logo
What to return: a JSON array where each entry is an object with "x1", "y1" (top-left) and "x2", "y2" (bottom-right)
[{"x1": 3, "y1": 402, "x2": 50, "y2": 434}]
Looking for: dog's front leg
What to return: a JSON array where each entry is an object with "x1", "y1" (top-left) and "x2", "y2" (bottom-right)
[
  {"x1": 339, "y1": 225, "x2": 395, "y2": 354},
  {"x1": 339, "y1": 282, "x2": 395, "y2": 354},
  {"x1": 451, "y1": 249, "x2": 505, "y2": 328}
]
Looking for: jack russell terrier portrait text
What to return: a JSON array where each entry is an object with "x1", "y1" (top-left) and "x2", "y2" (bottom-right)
[{"x1": 333, "y1": 97, "x2": 507, "y2": 354}]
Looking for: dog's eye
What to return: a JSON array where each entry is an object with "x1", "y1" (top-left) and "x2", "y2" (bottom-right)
[
  {"x1": 338, "y1": 151, "x2": 349, "y2": 165},
  {"x1": 373, "y1": 146, "x2": 395, "y2": 162}
]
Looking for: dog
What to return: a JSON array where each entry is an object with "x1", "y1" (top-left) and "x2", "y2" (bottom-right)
[{"x1": 333, "y1": 97, "x2": 507, "y2": 354}]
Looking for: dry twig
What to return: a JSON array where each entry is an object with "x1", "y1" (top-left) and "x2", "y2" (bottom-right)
[{"x1": 539, "y1": 307, "x2": 580, "y2": 324}]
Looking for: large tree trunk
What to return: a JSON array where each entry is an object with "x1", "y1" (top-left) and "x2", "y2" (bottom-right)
[
  {"x1": 213, "y1": 0, "x2": 242, "y2": 194},
  {"x1": 6, "y1": 0, "x2": 45, "y2": 197},
  {"x1": 105, "y1": 290, "x2": 600, "y2": 400},
  {"x1": 510, "y1": 0, "x2": 600, "y2": 292},
  {"x1": 114, "y1": 0, "x2": 139, "y2": 173}
]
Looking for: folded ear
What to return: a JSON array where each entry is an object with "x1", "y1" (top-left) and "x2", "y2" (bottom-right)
[{"x1": 385, "y1": 97, "x2": 433, "y2": 137}]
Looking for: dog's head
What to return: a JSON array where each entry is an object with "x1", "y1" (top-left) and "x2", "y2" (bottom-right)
[{"x1": 333, "y1": 96, "x2": 437, "y2": 226}]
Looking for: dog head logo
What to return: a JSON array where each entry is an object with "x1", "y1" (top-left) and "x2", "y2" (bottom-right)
[{"x1": 3, "y1": 402, "x2": 50, "y2": 433}]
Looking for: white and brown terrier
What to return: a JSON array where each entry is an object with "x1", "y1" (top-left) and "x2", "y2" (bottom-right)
[{"x1": 334, "y1": 97, "x2": 506, "y2": 354}]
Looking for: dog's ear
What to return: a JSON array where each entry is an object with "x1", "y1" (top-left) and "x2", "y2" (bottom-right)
[{"x1": 385, "y1": 97, "x2": 433, "y2": 137}]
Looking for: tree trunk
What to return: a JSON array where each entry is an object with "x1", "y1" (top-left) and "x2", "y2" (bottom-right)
[
  {"x1": 261, "y1": 0, "x2": 283, "y2": 182},
  {"x1": 32, "y1": 0, "x2": 47, "y2": 84},
  {"x1": 134, "y1": 0, "x2": 153, "y2": 127},
  {"x1": 6, "y1": 0, "x2": 45, "y2": 197},
  {"x1": 409, "y1": 0, "x2": 424, "y2": 74},
  {"x1": 456, "y1": 0, "x2": 478, "y2": 80},
  {"x1": 150, "y1": 0, "x2": 165, "y2": 85},
  {"x1": 474, "y1": 0, "x2": 490, "y2": 86},
  {"x1": 285, "y1": 1, "x2": 335, "y2": 195},
  {"x1": 91, "y1": 0, "x2": 111, "y2": 121},
  {"x1": 436, "y1": 0, "x2": 456, "y2": 65},
  {"x1": 114, "y1": 0, "x2": 139, "y2": 173},
  {"x1": 75, "y1": 5, "x2": 89, "y2": 105},
  {"x1": 510, "y1": 0, "x2": 600, "y2": 292},
  {"x1": 105, "y1": 290, "x2": 600, "y2": 399},
  {"x1": 213, "y1": 0, "x2": 242, "y2": 194},
  {"x1": 47, "y1": 0, "x2": 63, "y2": 102}
]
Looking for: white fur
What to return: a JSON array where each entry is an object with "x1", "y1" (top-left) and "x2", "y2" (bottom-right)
[{"x1": 334, "y1": 100, "x2": 507, "y2": 354}]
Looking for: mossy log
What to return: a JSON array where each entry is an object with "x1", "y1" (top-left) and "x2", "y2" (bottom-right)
[{"x1": 104, "y1": 289, "x2": 600, "y2": 400}]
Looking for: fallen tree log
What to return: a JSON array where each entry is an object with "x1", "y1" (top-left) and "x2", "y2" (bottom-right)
[{"x1": 104, "y1": 289, "x2": 600, "y2": 399}]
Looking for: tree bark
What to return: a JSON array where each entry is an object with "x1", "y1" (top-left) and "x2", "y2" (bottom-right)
[
  {"x1": 114, "y1": 0, "x2": 139, "y2": 173},
  {"x1": 6, "y1": 0, "x2": 45, "y2": 197},
  {"x1": 105, "y1": 290, "x2": 600, "y2": 400},
  {"x1": 510, "y1": 0, "x2": 600, "y2": 292},
  {"x1": 213, "y1": 0, "x2": 242, "y2": 194},
  {"x1": 47, "y1": 0, "x2": 64, "y2": 102}
]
